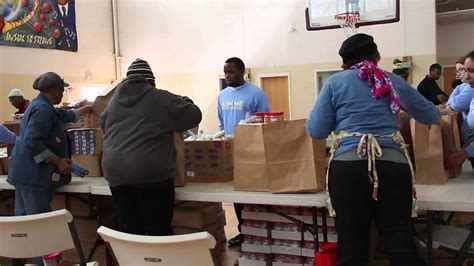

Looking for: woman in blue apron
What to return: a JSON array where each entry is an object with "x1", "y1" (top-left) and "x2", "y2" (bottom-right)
[{"x1": 307, "y1": 34, "x2": 440, "y2": 266}]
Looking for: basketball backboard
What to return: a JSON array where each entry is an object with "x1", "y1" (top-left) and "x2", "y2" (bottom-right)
[{"x1": 305, "y1": 0, "x2": 400, "y2": 31}]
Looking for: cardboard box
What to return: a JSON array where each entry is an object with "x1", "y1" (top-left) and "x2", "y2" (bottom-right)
[
  {"x1": 271, "y1": 245, "x2": 302, "y2": 256},
  {"x1": 238, "y1": 258, "x2": 271, "y2": 266},
  {"x1": 71, "y1": 154, "x2": 102, "y2": 177},
  {"x1": 0, "y1": 157, "x2": 9, "y2": 174},
  {"x1": 273, "y1": 262, "x2": 305, "y2": 266},
  {"x1": 172, "y1": 203, "x2": 223, "y2": 229},
  {"x1": 241, "y1": 243, "x2": 272, "y2": 254},
  {"x1": 184, "y1": 140, "x2": 233, "y2": 182},
  {"x1": 67, "y1": 114, "x2": 101, "y2": 129},
  {"x1": 68, "y1": 128, "x2": 103, "y2": 155},
  {"x1": 242, "y1": 226, "x2": 271, "y2": 238}
]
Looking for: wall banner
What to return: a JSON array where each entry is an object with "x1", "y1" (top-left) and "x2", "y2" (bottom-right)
[{"x1": 0, "y1": 0, "x2": 77, "y2": 52}]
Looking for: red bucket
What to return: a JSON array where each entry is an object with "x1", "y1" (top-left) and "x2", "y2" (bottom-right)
[{"x1": 315, "y1": 242, "x2": 337, "y2": 266}]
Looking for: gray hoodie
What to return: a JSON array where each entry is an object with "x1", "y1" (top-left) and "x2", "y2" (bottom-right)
[{"x1": 100, "y1": 75, "x2": 202, "y2": 187}]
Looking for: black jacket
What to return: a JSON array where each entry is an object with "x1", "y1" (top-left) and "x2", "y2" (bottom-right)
[
  {"x1": 417, "y1": 75, "x2": 448, "y2": 105},
  {"x1": 100, "y1": 75, "x2": 202, "y2": 187}
]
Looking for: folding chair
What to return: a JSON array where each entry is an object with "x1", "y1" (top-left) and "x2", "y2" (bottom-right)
[
  {"x1": 0, "y1": 209, "x2": 97, "y2": 266},
  {"x1": 97, "y1": 226, "x2": 216, "y2": 265}
]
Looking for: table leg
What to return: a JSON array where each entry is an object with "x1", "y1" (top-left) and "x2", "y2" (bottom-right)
[
  {"x1": 312, "y1": 207, "x2": 319, "y2": 251},
  {"x1": 322, "y1": 209, "x2": 328, "y2": 243},
  {"x1": 450, "y1": 221, "x2": 474, "y2": 266},
  {"x1": 427, "y1": 210, "x2": 434, "y2": 266}
]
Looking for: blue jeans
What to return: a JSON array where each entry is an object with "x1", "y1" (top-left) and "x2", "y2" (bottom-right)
[
  {"x1": 14, "y1": 188, "x2": 54, "y2": 216},
  {"x1": 13, "y1": 188, "x2": 55, "y2": 266}
]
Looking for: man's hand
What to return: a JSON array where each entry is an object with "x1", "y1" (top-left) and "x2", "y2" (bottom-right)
[
  {"x1": 437, "y1": 94, "x2": 448, "y2": 103},
  {"x1": 50, "y1": 156, "x2": 72, "y2": 174},
  {"x1": 446, "y1": 149, "x2": 469, "y2": 168}
]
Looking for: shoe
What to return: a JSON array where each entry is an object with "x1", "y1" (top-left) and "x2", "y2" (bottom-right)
[{"x1": 227, "y1": 234, "x2": 243, "y2": 246}]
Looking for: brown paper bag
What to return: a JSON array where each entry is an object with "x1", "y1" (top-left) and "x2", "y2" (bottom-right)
[
  {"x1": 441, "y1": 114, "x2": 462, "y2": 177},
  {"x1": 234, "y1": 119, "x2": 326, "y2": 193},
  {"x1": 399, "y1": 111, "x2": 415, "y2": 168},
  {"x1": 173, "y1": 133, "x2": 186, "y2": 187},
  {"x1": 410, "y1": 120, "x2": 449, "y2": 184}
]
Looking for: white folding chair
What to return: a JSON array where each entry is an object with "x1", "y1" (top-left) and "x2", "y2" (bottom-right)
[
  {"x1": 0, "y1": 209, "x2": 97, "y2": 266},
  {"x1": 97, "y1": 226, "x2": 217, "y2": 265}
]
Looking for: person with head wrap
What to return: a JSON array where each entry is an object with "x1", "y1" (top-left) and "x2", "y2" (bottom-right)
[
  {"x1": 392, "y1": 58, "x2": 411, "y2": 81},
  {"x1": 307, "y1": 34, "x2": 440, "y2": 266},
  {"x1": 7, "y1": 72, "x2": 92, "y2": 214},
  {"x1": 101, "y1": 58, "x2": 202, "y2": 236}
]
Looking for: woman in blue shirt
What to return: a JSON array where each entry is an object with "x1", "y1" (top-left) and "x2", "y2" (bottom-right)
[
  {"x1": 307, "y1": 34, "x2": 440, "y2": 266},
  {"x1": 447, "y1": 51, "x2": 474, "y2": 167},
  {"x1": 7, "y1": 72, "x2": 91, "y2": 216}
]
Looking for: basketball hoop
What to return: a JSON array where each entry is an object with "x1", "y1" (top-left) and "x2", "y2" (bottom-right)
[{"x1": 335, "y1": 12, "x2": 360, "y2": 37}]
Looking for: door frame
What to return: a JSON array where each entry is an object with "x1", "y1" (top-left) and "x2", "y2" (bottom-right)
[
  {"x1": 257, "y1": 72, "x2": 292, "y2": 119},
  {"x1": 314, "y1": 68, "x2": 342, "y2": 97}
]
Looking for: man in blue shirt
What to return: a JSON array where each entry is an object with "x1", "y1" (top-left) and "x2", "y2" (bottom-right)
[
  {"x1": 217, "y1": 57, "x2": 270, "y2": 246},
  {"x1": 218, "y1": 57, "x2": 270, "y2": 135}
]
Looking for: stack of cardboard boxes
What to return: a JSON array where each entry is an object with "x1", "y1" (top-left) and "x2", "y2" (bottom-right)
[
  {"x1": 171, "y1": 201, "x2": 227, "y2": 256},
  {"x1": 68, "y1": 128, "x2": 103, "y2": 176},
  {"x1": 184, "y1": 139, "x2": 233, "y2": 182},
  {"x1": 239, "y1": 204, "x2": 337, "y2": 266}
]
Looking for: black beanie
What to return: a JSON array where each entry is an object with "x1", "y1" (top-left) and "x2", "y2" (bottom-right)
[
  {"x1": 126, "y1": 58, "x2": 155, "y2": 82},
  {"x1": 339, "y1": 33, "x2": 378, "y2": 63}
]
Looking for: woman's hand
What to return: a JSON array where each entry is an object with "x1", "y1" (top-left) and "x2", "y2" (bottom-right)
[{"x1": 50, "y1": 156, "x2": 72, "y2": 174}]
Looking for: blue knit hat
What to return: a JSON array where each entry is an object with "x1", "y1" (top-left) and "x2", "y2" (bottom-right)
[{"x1": 126, "y1": 58, "x2": 155, "y2": 82}]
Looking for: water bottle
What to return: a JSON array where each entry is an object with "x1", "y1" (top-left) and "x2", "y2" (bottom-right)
[{"x1": 70, "y1": 162, "x2": 89, "y2": 178}]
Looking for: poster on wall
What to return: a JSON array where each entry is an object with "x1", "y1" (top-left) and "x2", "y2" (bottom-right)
[{"x1": 0, "y1": 0, "x2": 77, "y2": 52}]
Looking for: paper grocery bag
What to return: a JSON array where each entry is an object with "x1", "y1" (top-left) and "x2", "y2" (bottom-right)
[
  {"x1": 399, "y1": 111, "x2": 415, "y2": 168},
  {"x1": 441, "y1": 114, "x2": 462, "y2": 178},
  {"x1": 234, "y1": 119, "x2": 326, "y2": 193},
  {"x1": 173, "y1": 133, "x2": 186, "y2": 187},
  {"x1": 410, "y1": 120, "x2": 449, "y2": 184}
]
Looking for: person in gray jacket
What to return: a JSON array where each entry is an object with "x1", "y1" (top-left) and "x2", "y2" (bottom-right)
[{"x1": 101, "y1": 58, "x2": 202, "y2": 236}]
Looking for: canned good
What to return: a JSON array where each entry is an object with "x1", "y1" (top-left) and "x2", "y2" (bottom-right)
[
  {"x1": 269, "y1": 112, "x2": 284, "y2": 122},
  {"x1": 254, "y1": 112, "x2": 265, "y2": 123}
]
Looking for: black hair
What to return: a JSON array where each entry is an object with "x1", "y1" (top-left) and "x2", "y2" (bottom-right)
[
  {"x1": 429, "y1": 63, "x2": 442, "y2": 71},
  {"x1": 341, "y1": 50, "x2": 381, "y2": 70},
  {"x1": 225, "y1": 57, "x2": 245, "y2": 70}
]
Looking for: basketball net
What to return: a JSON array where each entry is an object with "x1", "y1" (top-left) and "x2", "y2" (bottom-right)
[{"x1": 335, "y1": 12, "x2": 360, "y2": 38}]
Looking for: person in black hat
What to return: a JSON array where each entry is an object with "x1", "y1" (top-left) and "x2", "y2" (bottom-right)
[
  {"x1": 7, "y1": 72, "x2": 92, "y2": 217},
  {"x1": 307, "y1": 33, "x2": 440, "y2": 266},
  {"x1": 101, "y1": 58, "x2": 202, "y2": 236}
]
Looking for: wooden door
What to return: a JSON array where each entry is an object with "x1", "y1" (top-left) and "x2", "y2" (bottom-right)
[
  {"x1": 261, "y1": 76, "x2": 290, "y2": 120},
  {"x1": 443, "y1": 67, "x2": 457, "y2": 95}
]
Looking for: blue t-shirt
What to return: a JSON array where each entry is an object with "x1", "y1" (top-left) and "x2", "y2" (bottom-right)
[
  {"x1": 307, "y1": 70, "x2": 440, "y2": 156},
  {"x1": 218, "y1": 82, "x2": 271, "y2": 135}
]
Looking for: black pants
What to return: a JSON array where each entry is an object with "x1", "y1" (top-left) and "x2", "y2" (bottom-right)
[
  {"x1": 110, "y1": 178, "x2": 175, "y2": 236},
  {"x1": 234, "y1": 203, "x2": 244, "y2": 232},
  {"x1": 328, "y1": 160, "x2": 425, "y2": 266}
]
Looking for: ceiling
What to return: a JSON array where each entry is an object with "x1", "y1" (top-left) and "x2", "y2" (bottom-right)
[{"x1": 436, "y1": 0, "x2": 474, "y2": 13}]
